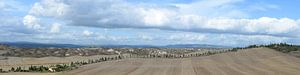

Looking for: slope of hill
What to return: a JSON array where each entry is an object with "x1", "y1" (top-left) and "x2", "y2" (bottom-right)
[
  {"x1": 57, "y1": 47, "x2": 300, "y2": 75},
  {"x1": 246, "y1": 43, "x2": 300, "y2": 57},
  {"x1": 266, "y1": 43, "x2": 300, "y2": 57}
]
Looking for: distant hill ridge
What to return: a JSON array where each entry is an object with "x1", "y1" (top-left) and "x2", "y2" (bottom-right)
[
  {"x1": 0, "y1": 42, "x2": 85, "y2": 48},
  {"x1": 0, "y1": 42, "x2": 232, "y2": 48}
]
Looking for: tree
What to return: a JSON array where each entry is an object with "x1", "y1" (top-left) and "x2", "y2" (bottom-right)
[
  {"x1": 70, "y1": 62, "x2": 77, "y2": 68},
  {"x1": 10, "y1": 67, "x2": 15, "y2": 72},
  {"x1": 15, "y1": 67, "x2": 21, "y2": 72},
  {"x1": 231, "y1": 48, "x2": 238, "y2": 52},
  {"x1": 0, "y1": 68, "x2": 3, "y2": 73},
  {"x1": 40, "y1": 66, "x2": 48, "y2": 72}
]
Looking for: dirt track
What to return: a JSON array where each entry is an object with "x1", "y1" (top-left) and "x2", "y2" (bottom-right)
[{"x1": 56, "y1": 48, "x2": 300, "y2": 75}]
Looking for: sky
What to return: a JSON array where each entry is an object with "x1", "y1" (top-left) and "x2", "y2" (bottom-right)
[{"x1": 0, "y1": 0, "x2": 300, "y2": 47}]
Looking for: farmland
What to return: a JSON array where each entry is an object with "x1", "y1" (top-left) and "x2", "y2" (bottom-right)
[
  {"x1": 58, "y1": 48, "x2": 300, "y2": 75},
  {"x1": 1, "y1": 47, "x2": 300, "y2": 75},
  {"x1": 0, "y1": 44, "x2": 300, "y2": 75},
  {"x1": 0, "y1": 45, "x2": 229, "y2": 72}
]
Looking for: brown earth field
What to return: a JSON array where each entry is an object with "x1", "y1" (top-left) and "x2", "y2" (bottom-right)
[
  {"x1": 0, "y1": 55, "x2": 118, "y2": 71},
  {"x1": 2, "y1": 47, "x2": 300, "y2": 75}
]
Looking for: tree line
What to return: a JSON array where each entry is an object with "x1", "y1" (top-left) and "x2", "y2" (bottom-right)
[
  {"x1": 0, "y1": 55, "x2": 123, "y2": 73},
  {"x1": 126, "y1": 49, "x2": 239, "y2": 59},
  {"x1": 0, "y1": 49, "x2": 238, "y2": 73},
  {"x1": 0, "y1": 47, "x2": 247, "y2": 73}
]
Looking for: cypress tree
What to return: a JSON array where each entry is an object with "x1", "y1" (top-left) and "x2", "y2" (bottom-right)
[{"x1": 10, "y1": 67, "x2": 15, "y2": 72}]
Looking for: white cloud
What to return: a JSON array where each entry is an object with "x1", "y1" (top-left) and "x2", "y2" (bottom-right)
[
  {"x1": 94, "y1": 34, "x2": 129, "y2": 42},
  {"x1": 83, "y1": 30, "x2": 93, "y2": 36},
  {"x1": 29, "y1": 0, "x2": 68, "y2": 17},
  {"x1": 0, "y1": 0, "x2": 38, "y2": 34},
  {"x1": 169, "y1": 33, "x2": 206, "y2": 41},
  {"x1": 23, "y1": 15, "x2": 43, "y2": 30},
  {"x1": 204, "y1": 18, "x2": 239, "y2": 30},
  {"x1": 243, "y1": 17, "x2": 298, "y2": 34},
  {"x1": 27, "y1": 0, "x2": 300, "y2": 38},
  {"x1": 50, "y1": 23, "x2": 61, "y2": 33},
  {"x1": 141, "y1": 8, "x2": 174, "y2": 26},
  {"x1": 3, "y1": 0, "x2": 300, "y2": 46},
  {"x1": 138, "y1": 34, "x2": 154, "y2": 40}
]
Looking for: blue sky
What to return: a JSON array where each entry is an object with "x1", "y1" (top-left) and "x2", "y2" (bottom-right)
[{"x1": 0, "y1": 0, "x2": 300, "y2": 47}]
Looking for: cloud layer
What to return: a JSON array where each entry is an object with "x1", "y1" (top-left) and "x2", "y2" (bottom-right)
[
  {"x1": 26, "y1": 0, "x2": 300, "y2": 38},
  {"x1": 0, "y1": 0, "x2": 300, "y2": 46}
]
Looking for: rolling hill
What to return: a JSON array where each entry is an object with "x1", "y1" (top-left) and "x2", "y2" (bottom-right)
[{"x1": 57, "y1": 47, "x2": 300, "y2": 75}]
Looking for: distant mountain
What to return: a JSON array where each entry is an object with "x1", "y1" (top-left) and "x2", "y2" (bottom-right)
[
  {"x1": 0, "y1": 42, "x2": 232, "y2": 48},
  {"x1": 0, "y1": 42, "x2": 85, "y2": 48}
]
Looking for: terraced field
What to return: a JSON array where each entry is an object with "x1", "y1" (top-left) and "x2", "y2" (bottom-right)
[
  {"x1": 2, "y1": 47, "x2": 300, "y2": 75},
  {"x1": 57, "y1": 48, "x2": 300, "y2": 75}
]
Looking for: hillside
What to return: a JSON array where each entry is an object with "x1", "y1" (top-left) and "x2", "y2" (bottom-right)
[
  {"x1": 246, "y1": 43, "x2": 300, "y2": 57},
  {"x1": 57, "y1": 47, "x2": 300, "y2": 75},
  {"x1": 1, "y1": 47, "x2": 300, "y2": 75}
]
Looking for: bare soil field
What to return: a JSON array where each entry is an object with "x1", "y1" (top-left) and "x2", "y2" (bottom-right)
[
  {"x1": 0, "y1": 55, "x2": 118, "y2": 70},
  {"x1": 58, "y1": 47, "x2": 300, "y2": 75},
  {"x1": 1, "y1": 47, "x2": 300, "y2": 75}
]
